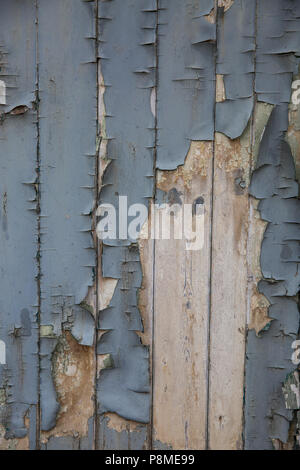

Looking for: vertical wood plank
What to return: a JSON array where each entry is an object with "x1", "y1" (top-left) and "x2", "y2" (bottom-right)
[
  {"x1": 38, "y1": 0, "x2": 97, "y2": 449},
  {"x1": 208, "y1": 0, "x2": 255, "y2": 449},
  {"x1": 208, "y1": 130, "x2": 251, "y2": 449},
  {"x1": 152, "y1": 0, "x2": 216, "y2": 449},
  {"x1": 96, "y1": 0, "x2": 156, "y2": 449},
  {"x1": 152, "y1": 142, "x2": 213, "y2": 449},
  {"x1": 0, "y1": 0, "x2": 38, "y2": 450}
]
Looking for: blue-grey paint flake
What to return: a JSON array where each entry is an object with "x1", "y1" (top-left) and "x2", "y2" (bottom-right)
[
  {"x1": 156, "y1": 0, "x2": 216, "y2": 169},
  {"x1": 216, "y1": 0, "x2": 255, "y2": 139},
  {"x1": 245, "y1": 105, "x2": 300, "y2": 450},
  {"x1": 97, "y1": 0, "x2": 156, "y2": 426},
  {"x1": 244, "y1": 0, "x2": 300, "y2": 450},
  {"x1": 71, "y1": 306, "x2": 95, "y2": 347},
  {"x1": 0, "y1": 0, "x2": 39, "y2": 440},
  {"x1": 38, "y1": 0, "x2": 97, "y2": 431},
  {"x1": 255, "y1": 0, "x2": 300, "y2": 105}
]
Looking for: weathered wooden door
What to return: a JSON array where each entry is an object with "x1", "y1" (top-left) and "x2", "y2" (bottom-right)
[{"x1": 0, "y1": 0, "x2": 299, "y2": 450}]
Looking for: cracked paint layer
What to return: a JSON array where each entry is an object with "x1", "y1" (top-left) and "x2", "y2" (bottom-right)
[
  {"x1": 245, "y1": 0, "x2": 300, "y2": 449},
  {"x1": 215, "y1": 0, "x2": 255, "y2": 139},
  {"x1": 156, "y1": 0, "x2": 216, "y2": 169},
  {"x1": 245, "y1": 105, "x2": 300, "y2": 449},
  {"x1": 38, "y1": 0, "x2": 97, "y2": 433},
  {"x1": 97, "y1": 414, "x2": 148, "y2": 450},
  {"x1": 97, "y1": 0, "x2": 155, "y2": 425},
  {"x1": 0, "y1": 0, "x2": 39, "y2": 444},
  {"x1": 1, "y1": 0, "x2": 300, "y2": 450},
  {"x1": 255, "y1": 0, "x2": 300, "y2": 106}
]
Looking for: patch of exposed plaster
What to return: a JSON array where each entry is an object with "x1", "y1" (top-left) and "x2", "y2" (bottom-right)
[
  {"x1": 216, "y1": 74, "x2": 226, "y2": 103},
  {"x1": 103, "y1": 412, "x2": 141, "y2": 433},
  {"x1": 41, "y1": 332, "x2": 94, "y2": 444},
  {"x1": 40, "y1": 325, "x2": 55, "y2": 338},
  {"x1": 157, "y1": 141, "x2": 212, "y2": 192}
]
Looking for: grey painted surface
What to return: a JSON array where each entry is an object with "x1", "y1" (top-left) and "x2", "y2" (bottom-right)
[
  {"x1": 156, "y1": 0, "x2": 215, "y2": 169},
  {"x1": 246, "y1": 105, "x2": 300, "y2": 449},
  {"x1": 0, "y1": 0, "x2": 299, "y2": 450},
  {"x1": 216, "y1": 0, "x2": 255, "y2": 139},
  {"x1": 255, "y1": 0, "x2": 300, "y2": 105},
  {"x1": 244, "y1": 0, "x2": 300, "y2": 450},
  {"x1": 97, "y1": 0, "x2": 155, "y2": 428},
  {"x1": 0, "y1": 0, "x2": 38, "y2": 442},
  {"x1": 38, "y1": 0, "x2": 97, "y2": 432}
]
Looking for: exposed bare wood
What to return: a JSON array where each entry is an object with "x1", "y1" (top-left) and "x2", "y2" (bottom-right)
[
  {"x1": 152, "y1": 142, "x2": 213, "y2": 449},
  {"x1": 208, "y1": 129, "x2": 251, "y2": 450}
]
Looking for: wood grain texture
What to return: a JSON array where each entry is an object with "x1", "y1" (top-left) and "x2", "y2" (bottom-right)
[
  {"x1": 152, "y1": 142, "x2": 213, "y2": 449},
  {"x1": 208, "y1": 129, "x2": 251, "y2": 450}
]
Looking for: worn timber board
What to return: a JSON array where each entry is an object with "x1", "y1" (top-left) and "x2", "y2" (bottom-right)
[{"x1": 0, "y1": 0, "x2": 298, "y2": 451}]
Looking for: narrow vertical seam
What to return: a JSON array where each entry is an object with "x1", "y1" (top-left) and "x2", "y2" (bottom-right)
[
  {"x1": 35, "y1": 0, "x2": 41, "y2": 451},
  {"x1": 94, "y1": 0, "x2": 100, "y2": 450},
  {"x1": 150, "y1": 0, "x2": 159, "y2": 451},
  {"x1": 243, "y1": 0, "x2": 258, "y2": 450},
  {"x1": 205, "y1": 0, "x2": 218, "y2": 451}
]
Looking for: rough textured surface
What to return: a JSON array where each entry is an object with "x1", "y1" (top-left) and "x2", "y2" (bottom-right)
[
  {"x1": 38, "y1": 0, "x2": 97, "y2": 433},
  {"x1": 41, "y1": 332, "x2": 95, "y2": 448},
  {"x1": 153, "y1": 141, "x2": 213, "y2": 450},
  {"x1": 208, "y1": 127, "x2": 251, "y2": 450},
  {"x1": 0, "y1": 0, "x2": 300, "y2": 451},
  {"x1": 97, "y1": 415, "x2": 148, "y2": 450},
  {"x1": 0, "y1": 0, "x2": 38, "y2": 444},
  {"x1": 255, "y1": 0, "x2": 300, "y2": 106},
  {"x1": 246, "y1": 105, "x2": 300, "y2": 449},
  {"x1": 215, "y1": 0, "x2": 255, "y2": 139},
  {"x1": 244, "y1": 0, "x2": 300, "y2": 450},
  {"x1": 97, "y1": 0, "x2": 155, "y2": 425},
  {"x1": 156, "y1": 0, "x2": 216, "y2": 169}
]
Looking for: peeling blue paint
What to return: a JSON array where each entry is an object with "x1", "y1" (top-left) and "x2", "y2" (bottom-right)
[
  {"x1": 97, "y1": 0, "x2": 155, "y2": 427},
  {"x1": 0, "y1": 0, "x2": 299, "y2": 451},
  {"x1": 156, "y1": 0, "x2": 216, "y2": 169},
  {"x1": 216, "y1": 0, "x2": 256, "y2": 139},
  {"x1": 0, "y1": 0, "x2": 39, "y2": 441},
  {"x1": 246, "y1": 105, "x2": 300, "y2": 449},
  {"x1": 38, "y1": 0, "x2": 97, "y2": 431}
]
